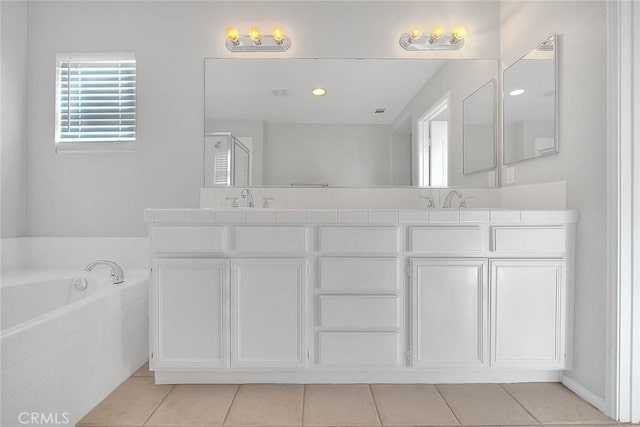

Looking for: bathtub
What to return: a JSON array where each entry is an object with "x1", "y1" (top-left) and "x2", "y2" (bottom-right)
[{"x1": 1, "y1": 269, "x2": 149, "y2": 427}]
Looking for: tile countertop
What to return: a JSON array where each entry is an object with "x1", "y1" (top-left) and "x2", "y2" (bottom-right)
[{"x1": 144, "y1": 209, "x2": 578, "y2": 225}]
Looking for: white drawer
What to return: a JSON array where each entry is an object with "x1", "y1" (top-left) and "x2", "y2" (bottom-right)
[
  {"x1": 318, "y1": 227, "x2": 398, "y2": 254},
  {"x1": 151, "y1": 226, "x2": 225, "y2": 253},
  {"x1": 318, "y1": 332, "x2": 399, "y2": 366},
  {"x1": 410, "y1": 226, "x2": 484, "y2": 253},
  {"x1": 318, "y1": 258, "x2": 398, "y2": 292},
  {"x1": 492, "y1": 227, "x2": 566, "y2": 253},
  {"x1": 233, "y1": 226, "x2": 307, "y2": 253},
  {"x1": 318, "y1": 295, "x2": 399, "y2": 329}
]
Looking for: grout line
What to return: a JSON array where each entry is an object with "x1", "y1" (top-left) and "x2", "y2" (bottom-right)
[
  {"x1": 499, "y1": 384, "x2": 543, "y2": 426},
  {"x1": 221, "y1": 384, "x2": 241, "y2": 426},
  {"x1": 434, "y1": 384, "x2": 463, "y2": 426},
  {"x1": 141, "y1": 383, "x2": 174, "y2": 427},
  {"x1": 368, "y1": 384, "x2": 384, "y2": 426},
  {"x1": 301, "y1": 384, "x2": 307, "y2": 426}
]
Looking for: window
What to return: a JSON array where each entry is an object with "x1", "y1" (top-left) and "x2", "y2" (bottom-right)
[{"x1": 55, "y1": 53, "x2": 136, "y2": 152}]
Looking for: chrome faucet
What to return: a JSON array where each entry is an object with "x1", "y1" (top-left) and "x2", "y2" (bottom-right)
[
  {"x1": 241, "y1": 189, "x2": 254, "y2": 208},
  {"x1": 442, "y1": 190, "x2": 463, "y2": 208},
  {"x1": 84, "y1": 260, "x2": 125, "y2": 284}
]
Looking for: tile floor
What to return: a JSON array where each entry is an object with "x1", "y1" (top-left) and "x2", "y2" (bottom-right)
[{"x1": 78, "y1": 362, "x2": 634, "y2": 427}]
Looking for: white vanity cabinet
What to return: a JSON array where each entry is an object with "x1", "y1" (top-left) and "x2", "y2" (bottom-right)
[
  {"x1": 490, "y1": 260, "x2": 566, "y2": 369},
  {"x1": 231, "y1": 259, "x2": 307, "y2": 368},
  {"x1": 410, "y1": 259, "x2": 488, "y2": 368},
  {"x1": 152, "y1": 258, "x2": 229, "y2": 369},
  {"x1": 146, "y1": 209, "x2": 576, "y2": 383}
]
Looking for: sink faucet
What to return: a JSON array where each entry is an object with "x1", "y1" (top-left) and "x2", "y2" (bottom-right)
[
  {"x1": 84, "y1": 260, "x2": 125, "y2": 284},
  {"x1": 442, "y1": 190, "x2": 463, "y2": 208},
  {"x1": 241, "y1": 189, "x2": 254, "y2": 208}
]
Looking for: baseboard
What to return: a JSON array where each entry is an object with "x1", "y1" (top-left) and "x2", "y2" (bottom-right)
[
  {"x1": 155, "y1": 369, "x2": 563, "y2": 384},
  {"x1": 561, "y1": 375, "x2": 608, "y2": 414}
]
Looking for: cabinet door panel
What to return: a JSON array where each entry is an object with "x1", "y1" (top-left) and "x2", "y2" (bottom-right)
[
  {"x1": 411, "y1": 259, "x2": 488, "y2": 368},
  {"x1": 491, "y1": 260, "x2": 565, "y2": 369},
  {"x1": 155, "y1": 259, "x2": 228, "y2": 368},
  {"x1": 232, "y1": 259, "x2": 306, "y2": 367}
]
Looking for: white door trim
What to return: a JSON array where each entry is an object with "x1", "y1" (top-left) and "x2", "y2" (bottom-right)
[{"x1": 606, "y1": 0, "x2": 640, "y2": 422}]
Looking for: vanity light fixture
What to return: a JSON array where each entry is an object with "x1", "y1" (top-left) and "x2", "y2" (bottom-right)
[
  {"x1": 509, "y1": 89, "x2": 525, "y2": 96},
  {"x1": 225, "y1": 26, "x2": 291, "y2": 52},
  {"x1": 312, "y1": 88, "x2": 327, "y2": 97},
  {"x1": 400, "y1": 25, "x2": 465, "y2": 51}
]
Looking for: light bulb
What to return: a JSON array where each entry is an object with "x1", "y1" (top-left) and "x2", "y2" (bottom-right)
[
  {"x1": 312, "y1": 88, "x2": 326, "y2": 97},
  {"x1": 409, "y1": 28, "x2": 423, "y2": 40},
  {"x1": 249, "y1": 27, "x2": 262, "y2": 43},
  {"x1": 431, "y1": 26, "x2": 443, "y2": 40},
  {"x1": 509, "y1": 89, "x2": 525, "y2": 96},
  {"x1": 226, "y1": 27, "x2": 240, "y2": 43},
  {"x1": 272, "y1": 27, "x2": 285, "y2": 43},
  {"x1": 453, "y1": 26, "x2": 466, "y2": 40}
]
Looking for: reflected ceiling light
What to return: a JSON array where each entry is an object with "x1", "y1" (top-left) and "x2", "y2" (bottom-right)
[
  {"x1": 312, "y1": 88, "x2": 327, "y2": 97},
  {"x1": 225, "y1": 25, "x2": 291, "y2": 52},
  {"x1": 400, "y1": 25, "x2": 465, "y2": 50},
  {"x1": 509, "y1": 89, "x2": 525, "y2": 96}
]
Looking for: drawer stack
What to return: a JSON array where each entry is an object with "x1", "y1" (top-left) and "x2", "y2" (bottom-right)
[{"x1": 315, "y1": 226, "x2": 402, "y2": 368}]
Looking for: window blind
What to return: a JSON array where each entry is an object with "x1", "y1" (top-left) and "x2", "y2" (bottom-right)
[{"x1": 56, "y1": 53, "x2": 136, "y2": 143}]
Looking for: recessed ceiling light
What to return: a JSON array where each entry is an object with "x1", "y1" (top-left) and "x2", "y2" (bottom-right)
[
  {"x1": 312, "y1": 88, "x2": 326, "y2": 97},
  {"x1": 509, "y1": 89, "x2": 525, "y2": 96}
]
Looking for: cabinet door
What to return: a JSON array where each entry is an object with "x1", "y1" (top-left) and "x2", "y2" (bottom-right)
[
  {"x1": 411, "y1": 259, "x2": 488, "y2": 368},
  {"x1": 231, "y1": 259, "x2": 306, "y2": 368},
  {"x1": 153, "y1": 259, "x2": 229, "y2": 369},
  {"x1": 490, "y1": 260, "x2": 566, "y2": 369}
]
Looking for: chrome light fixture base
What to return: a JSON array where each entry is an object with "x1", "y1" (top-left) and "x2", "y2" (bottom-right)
[
  {"x1": 399, "y1": 33, "x2": 464, "y2": 51},
  {"x1": 226, "y1": 35, "x2": 292, "y2": 52}
]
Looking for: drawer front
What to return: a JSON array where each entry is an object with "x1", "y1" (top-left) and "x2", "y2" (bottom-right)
[
  {"x1": 233, "y1": 226, "x2": 307, "y2": 253},
  {"x1": 318, "y1": 332, "x2": 399, "y2": 366},
  {"x1": 318, "y1": 295, "x2": 399, "y2": 329},
  {"x1": 151, "y1": 226, "x2": 225, "y2": 253},
  {"x1": 492, "y1": 227, "x2": 566, "y2": 253},
  {"x1": 318, "y1": 227, "x2": 399, "y2": 254},
  {"x1": 318, "y1": 258, "x2": 398, "y2": 292},
  {"x1": 410, "y1": 226, "x2": 484, "y2": 254}
]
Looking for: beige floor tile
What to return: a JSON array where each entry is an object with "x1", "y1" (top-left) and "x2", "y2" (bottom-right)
[
  {"x1": 133, "y1": 361, "x2": 153, "y2": 377},
  {"x1": 145, "y1": 384, "x2": 238, "y2": 426},
  {"x1": 224, "y1": 384, "x2": 303, "y2": 426},
  {"x1": 303, "y1": 384, "x2": 381, "y2": 426},
  {"x1": 502, "y1": 383, "x2": 616, "y2": 425},
  {"x1": 436, "y1": 384, "x2": 538, "y2": 426},
  {"x1": 370, "y1": 384, "x2": 459, "y2": 426},
  {"x1": 77, "y1": 377, "x2": 173, "y2": 426}
]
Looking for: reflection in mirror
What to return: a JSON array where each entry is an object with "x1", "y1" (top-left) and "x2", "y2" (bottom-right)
[
  {"x1": 463, "y1": 79, "x2": 496, "y2": 175},
  {"x1": 503, "y1": 34, "x2": 557, "y2": 165},
  {"x1": 205, "y1": 58, "x2": 498, "y2": 187}
]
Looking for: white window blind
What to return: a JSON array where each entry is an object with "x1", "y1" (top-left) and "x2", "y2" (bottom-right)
[{"x1": 55, "y1": 53, "x2": 136, "y2": 146}]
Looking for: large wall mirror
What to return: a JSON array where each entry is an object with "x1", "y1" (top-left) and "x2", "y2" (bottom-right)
[
  {"x1": 503, "y1": 34, "x2": 558, "y2": 164},
  {"x1": 205, "y1": 58, "x2": 498, "y2": 188},
  {"x1": 463, "y1": 79, "x2": 497, "y2": 174}
]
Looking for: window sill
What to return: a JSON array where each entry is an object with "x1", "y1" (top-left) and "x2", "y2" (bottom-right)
[{"x1": 55, "y1": 142, "x2": 136, "y2": 154}]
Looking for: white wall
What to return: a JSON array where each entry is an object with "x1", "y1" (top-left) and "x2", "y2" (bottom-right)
[
  {"x1": 264, "y1": 122, "x2": 392, "y2": 186},
  {"x1": 1, "y1": 1, "x2": 27, "y2": 238},
  {"x1": 500, "y1": 0, "x2": 608, "y2": 401},
  {"x1": 24, "y1": 1, "x2": 500, "y2": 237}
]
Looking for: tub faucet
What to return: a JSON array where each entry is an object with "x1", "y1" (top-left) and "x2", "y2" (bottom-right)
[
  {"x1": 241, "y1": 189, "x2": 254, "y2": 208},
  {"x1": 84, "y1": 260, "x2": 125, "y2": 284},
  {"x1": 442, "y1": 190, "x2": 463, "y2": 208}
]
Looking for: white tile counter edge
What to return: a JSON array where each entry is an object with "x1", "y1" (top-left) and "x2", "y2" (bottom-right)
[{"x1": 144, "y1": 209, "x2": 578, "y2": 224}]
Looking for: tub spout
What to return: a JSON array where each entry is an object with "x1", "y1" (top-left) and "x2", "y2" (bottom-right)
[{"x1": 84, "y1": 260, "x2": 125, "y2": 284}]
